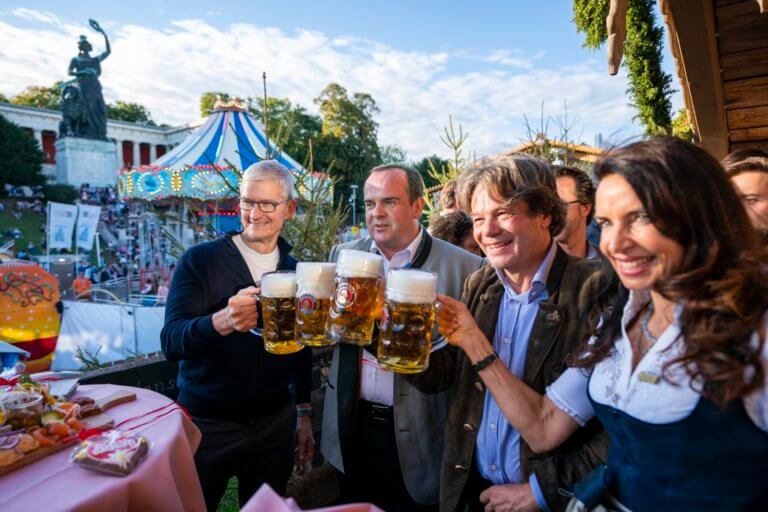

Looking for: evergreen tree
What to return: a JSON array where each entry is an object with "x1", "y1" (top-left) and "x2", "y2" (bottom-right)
[{"x1": 0, "y1": 114, "x2": 46, "y2": 194}]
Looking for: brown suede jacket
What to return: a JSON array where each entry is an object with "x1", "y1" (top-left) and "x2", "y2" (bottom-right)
[{"x1": 409, "y1": 246, "x2": 610, "y2": 511}]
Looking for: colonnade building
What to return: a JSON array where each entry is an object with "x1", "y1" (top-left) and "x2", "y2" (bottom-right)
[{"x1": 0, "y1": 102, "x2": 195, "y2": 183}]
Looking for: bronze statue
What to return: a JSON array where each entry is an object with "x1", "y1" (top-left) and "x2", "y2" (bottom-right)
[{"x1": 59, "y1": 19, "x2": 111, "y2": 140}]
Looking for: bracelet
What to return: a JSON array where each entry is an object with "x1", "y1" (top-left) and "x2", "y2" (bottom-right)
[
  {"x1": 472, "y1": 352, "x2": 498, "y2": 373},
  {"x1": 296, "y1": 407, "x2": 312, "y2": 417}
]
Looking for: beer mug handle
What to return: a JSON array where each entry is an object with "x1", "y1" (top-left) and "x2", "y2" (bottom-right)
[{"x1": 249, "y1": 292, "x2": 262, "y2": 337}]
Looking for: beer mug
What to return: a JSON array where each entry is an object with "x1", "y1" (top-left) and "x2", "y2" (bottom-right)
[
  {"x1": 295, "y1": 262, "x2": 336, "y2": 347},
  {"x1": 377, "y1": 269, "x2": 437, "y2": 374},
  {"x1": 253, "y1": 270, "x2": 303, "y2": 355},
  {"x1": 325, "y1": 250, "x2": 384, "y2": 345}
]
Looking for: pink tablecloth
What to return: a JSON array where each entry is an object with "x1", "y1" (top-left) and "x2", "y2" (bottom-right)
[
  {"x1": 0, "y1": 384, "x2": 205, "y2": 512},
  {"x1": 242, "y1": 484, "x2": 384, "y2": 512}
]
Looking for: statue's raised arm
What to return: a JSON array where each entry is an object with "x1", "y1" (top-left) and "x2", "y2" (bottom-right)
[{"x1": 89, "y1": 19, "x2": 111, "y2": 62}]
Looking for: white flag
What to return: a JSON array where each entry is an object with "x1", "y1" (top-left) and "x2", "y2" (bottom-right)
[
  {"x1": 47, "y1": 202, "x2": 78, "y2": 250},
  {"x1": 75, "y1": 204, "x2": 102, "y2": 251}
]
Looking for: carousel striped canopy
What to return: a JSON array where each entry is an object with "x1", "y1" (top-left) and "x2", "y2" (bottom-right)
[{"x1": 118, "y1": 102, "x2": 306, "y2": 200}]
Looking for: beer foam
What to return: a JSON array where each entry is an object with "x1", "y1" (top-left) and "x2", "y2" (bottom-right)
[
  {"x1": 261, "y1": 271, "x2": 297, "y2": 297},
  {"x1": 296, "y1": 262, "x2": 336, "y2": 283},
  {"x1": 336, "y1": 250, "x2": 384, "y2": 278},
  {"x1": 386, "y1": 269, "x2": 437, "y2": 304}
]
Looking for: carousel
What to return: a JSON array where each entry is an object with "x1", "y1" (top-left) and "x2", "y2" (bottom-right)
[{"x1": 116, "y1": 99, "x2": 314, "y2": 252}]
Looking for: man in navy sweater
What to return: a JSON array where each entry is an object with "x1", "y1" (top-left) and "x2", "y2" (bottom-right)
[{"x1": 161, "y1": 160, "x2": 313, "y2": 510}]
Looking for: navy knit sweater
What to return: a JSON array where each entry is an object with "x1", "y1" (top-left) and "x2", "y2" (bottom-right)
[{"x1": 160, "y1": 234, "x2": 312, "y2": 421}]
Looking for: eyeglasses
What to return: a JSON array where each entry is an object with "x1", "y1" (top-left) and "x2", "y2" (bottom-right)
[{"x1": 238, "y1": 197, "x2": 288, "y2": 213}]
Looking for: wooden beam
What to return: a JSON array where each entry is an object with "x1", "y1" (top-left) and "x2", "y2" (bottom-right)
[
  {"x1": 723, "y1": 76, "x2": 768, "y2": 109},
  {"x1": 607, "y1": 0, "x2": 629, "y2": 75},
  {"x1": 720, "y1": 46, "x2": 768, "y2": 81},
  {"x1": 758, "y1": 0, "x2": 767, "y2": 13},
  {"x1": 729, "y1": 126, "x2": 768, "y2": 142},
  {"x1": 727, "y1": 105, "x2": 768, "y2": 129},
  {"x1": 660, "y1": 0, "x2": 730, "y2": 158}
]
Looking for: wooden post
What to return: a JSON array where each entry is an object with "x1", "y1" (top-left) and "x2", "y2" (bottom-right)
[{"x1": 607, "y1": 0, "x2": 629, "y2": 75}]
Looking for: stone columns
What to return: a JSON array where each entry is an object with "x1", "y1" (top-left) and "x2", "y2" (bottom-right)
[
  {"x1": 150, "y1": 144, "x2": 157, "y2": 162},
  {"x1": 33, "y1": 129, "x2": 43, "y2": 150},
  {"x1": 132, "y1": 142, "x2": 140, "y2": 168},
  {"x1": 115, "y1": 140, "x2": 123, "y2": 168}
]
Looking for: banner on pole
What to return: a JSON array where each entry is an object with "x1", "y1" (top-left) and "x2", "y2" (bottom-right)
[
  {"x1": 75, "y1": 204, "x2": 102, "y2": 251},
  {"x1": 47, "y1": 202, "x2": 78, "y2": 250}
]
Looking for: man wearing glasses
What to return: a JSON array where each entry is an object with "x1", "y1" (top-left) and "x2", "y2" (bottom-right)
[
  {"x1": 723, "y1": 149, "x2": 768, "y2": 244},
  {"x1": 552, "y1": 166, "x2": 599, "y2": 259},
  {"x1": 161, "y1": 160, "x2": 313, "y2": 511}
]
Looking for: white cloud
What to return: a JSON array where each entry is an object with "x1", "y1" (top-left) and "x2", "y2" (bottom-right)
[
  {"x1": 0, "y1": 11, "x2": 640, "y2": 158},
  {"x1": 10, "y1": 7, "x2": 60, "y2": 25}
]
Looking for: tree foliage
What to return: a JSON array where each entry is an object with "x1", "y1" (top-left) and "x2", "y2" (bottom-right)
[
  {"x1": 671, "y1": 107, "x2": 693, "y2": 141},
  {"x1": 414, "y1": 154, "x2": 450, "y2": 189},
  {"x1": 573, "y1": 0, "x2": 673, "y2": 135},
  {"x1": 0, "y1": 93, "x2": 9, "y2": 103},
  {"x1": 200, "y1": 91, "x2": 230, "y2": 117},
  {"x1": 106, "y1": 101, "x2": 156, "y2": 125},
  {"x1": 248, "y1": 96, "x2": 322, "y2": 166},
  {"x1": 10, "y1": 83, "x2": 63, "y2": 110},
  {"x1": 380, "y1": 145, "x2": 408, "y2": 166},
  {"x1": 0, "y1": 114, "x2": 45, "y2": 194},
  {"x1": 42, "y1": 183, "x2": 78, "y2": 204},
  {"x1": 313, "y1": 83, "x2": 382, "y2": 210}
]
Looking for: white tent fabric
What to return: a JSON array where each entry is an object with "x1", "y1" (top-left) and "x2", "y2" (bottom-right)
[{"x1": 52, "y1": 301, "x2": 164, "y2": 371}]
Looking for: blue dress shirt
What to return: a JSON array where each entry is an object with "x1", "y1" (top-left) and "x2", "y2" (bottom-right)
[{"x1": 475, "y1": 242, "x2": 557, "y2": 510}]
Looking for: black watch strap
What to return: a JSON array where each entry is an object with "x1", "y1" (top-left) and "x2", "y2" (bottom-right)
[{"x1": 472, "y1": 352, "x2": 498, "y2": 373}]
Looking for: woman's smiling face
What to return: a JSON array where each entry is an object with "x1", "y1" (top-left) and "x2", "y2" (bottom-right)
[{"x1": 595, "y1": 173, "x2": 684, "y2": 291}]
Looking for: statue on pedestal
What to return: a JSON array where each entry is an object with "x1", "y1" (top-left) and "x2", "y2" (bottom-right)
[{"x1": 59, "y1": 19, "x2": 111, "y2": 140}]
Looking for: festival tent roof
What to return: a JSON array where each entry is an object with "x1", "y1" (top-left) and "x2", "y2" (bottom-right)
[{"x1": 117, "y1": 101, "x2": 309, "y2": 201}]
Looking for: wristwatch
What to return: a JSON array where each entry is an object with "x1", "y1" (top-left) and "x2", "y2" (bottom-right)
[
  {"x1": 296, "y1": 406, "x2": 312, "y2": 417},
  {"x1": 472, "y1": 352, "x2": 498, "y2": 373}
]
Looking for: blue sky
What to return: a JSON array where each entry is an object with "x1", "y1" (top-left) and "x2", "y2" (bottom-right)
[{"x1": 0, "y1": 1, "x2": 681, "y2": 158}]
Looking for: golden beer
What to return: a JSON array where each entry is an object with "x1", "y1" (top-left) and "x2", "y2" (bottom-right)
[
  {"x1": 260, "y1": 271, "x2": 303, "y2": 355},
  {"x1": 377, "y1": 269, "x2": 437, "y2": 374},
  {"x1": 325, "y1": 250, "x2": 384, "y2": 345},
  {"x1": 296, "y1": 262, "x2": 336, "y2": 347}
]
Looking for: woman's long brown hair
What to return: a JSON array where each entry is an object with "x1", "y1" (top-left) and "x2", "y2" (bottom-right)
[{"x1": 572, "y1": 137, "x2": 768, "y2": 406}]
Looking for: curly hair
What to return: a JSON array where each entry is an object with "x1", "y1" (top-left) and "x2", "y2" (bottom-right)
[
  {"x1": 572, "y1": 137, "x2": 768, "y2": 406},
  {"x1": 456, "y1": 154, "x2": 565, "y2": 237}
]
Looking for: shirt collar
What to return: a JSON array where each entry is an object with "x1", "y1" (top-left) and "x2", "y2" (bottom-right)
[
  {"x1": 370, "y1": 226, "x2": 424, "y2": 270},
  {"x1": 586, "y1": 243, "x2": 599, "y2": 260},
  {"x1": 495, "y1": 241, "x2": 557, "y2": 304}
]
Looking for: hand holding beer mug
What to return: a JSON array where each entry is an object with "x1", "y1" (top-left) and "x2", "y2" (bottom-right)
[
  {"x1": 295, "y1": 262, "x2": 336, "y2": 347},
  {"x1": 250, "y1": 271, "x2": 303, "y2": 355},
  {"x1": 325, "y1": 250, "x2": 384, "y2": 345},
  {"x1": 377, "y1": 269, "x2": 437, "y2": 374}
]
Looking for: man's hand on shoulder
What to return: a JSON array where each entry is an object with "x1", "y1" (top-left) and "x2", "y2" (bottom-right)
[
  {"x1": 479, "y1": 482, "x2": 540, "y2": 512},
  {"x1": 213, "y1": 286, "x2": 260, "y2": 336}
]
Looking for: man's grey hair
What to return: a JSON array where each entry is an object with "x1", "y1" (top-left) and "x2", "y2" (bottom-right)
[{"x1": 240, "y1": 160, "x2": 298, "y2": 200}]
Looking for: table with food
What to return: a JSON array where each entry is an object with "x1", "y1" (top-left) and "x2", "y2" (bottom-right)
[{"x1": 0, "y1": 373, "x2": 205, "y2": 511}]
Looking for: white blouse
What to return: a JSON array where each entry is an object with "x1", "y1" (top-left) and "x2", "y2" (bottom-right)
[{"x1": 546, "y1": 290, "x2": 768, "y2": 431}]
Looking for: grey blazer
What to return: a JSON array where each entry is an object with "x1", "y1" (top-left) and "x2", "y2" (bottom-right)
[{"x1": 320, "y1": 230, "x2": 484, "y2": 505}]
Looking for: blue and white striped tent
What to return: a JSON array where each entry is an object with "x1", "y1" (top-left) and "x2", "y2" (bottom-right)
[{"x1": 117, "y1": 103, "x2": 309, "y2": 201}]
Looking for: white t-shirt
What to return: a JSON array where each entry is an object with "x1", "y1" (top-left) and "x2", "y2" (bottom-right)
[
  {"x1": 546, "y1": 290, "x2": 768, "y2": 431},
  {"x1": 232, "y1": 234, "x2": 280, "y2": 284}
]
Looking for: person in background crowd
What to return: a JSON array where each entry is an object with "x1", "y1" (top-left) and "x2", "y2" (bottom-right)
[
  {"x1": 440, "y1": 179, "x2": 460, "y2": 213},
  {"x1": 72, "y1": 271, "x2": 92, "y2": 300},
  {"x1": 430, "y1": 210, "x2": 483, "y2": 257},
  {"x1": 410, "y1": 154, "x2": 608, "y2": 512},
  {"x1": 723, "y1": 148, "x2": 768, "y2": 243},
  {"x1": 156, "y1": 278, "x2": 169, "y2": 304},
  {"x1": 437, "y1": 137, "x2": 768, "y2": 511},
  {"x1": 553, "y1": 166, "x2": 599, "y2": 259},
  {"x1": 322, "y1": 164, "x2": 484, "y2": 511},
  {"x1": 161, "y1": 160, "x2": 313, "y2": 511}
]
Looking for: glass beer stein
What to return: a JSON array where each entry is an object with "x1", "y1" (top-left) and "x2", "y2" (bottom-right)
[
  {"x1": 257, "y1": 270, "x2": 302, "y2": 355},
  {"x1": 295, "y1": 262, "x2": 336, "y2": 347},
  {"x1": 325, "y1": 250, "x2": 384, "y2": 345},
  {"x1": 377, "y1": 269, "x2": 437, "y2": 374}
]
